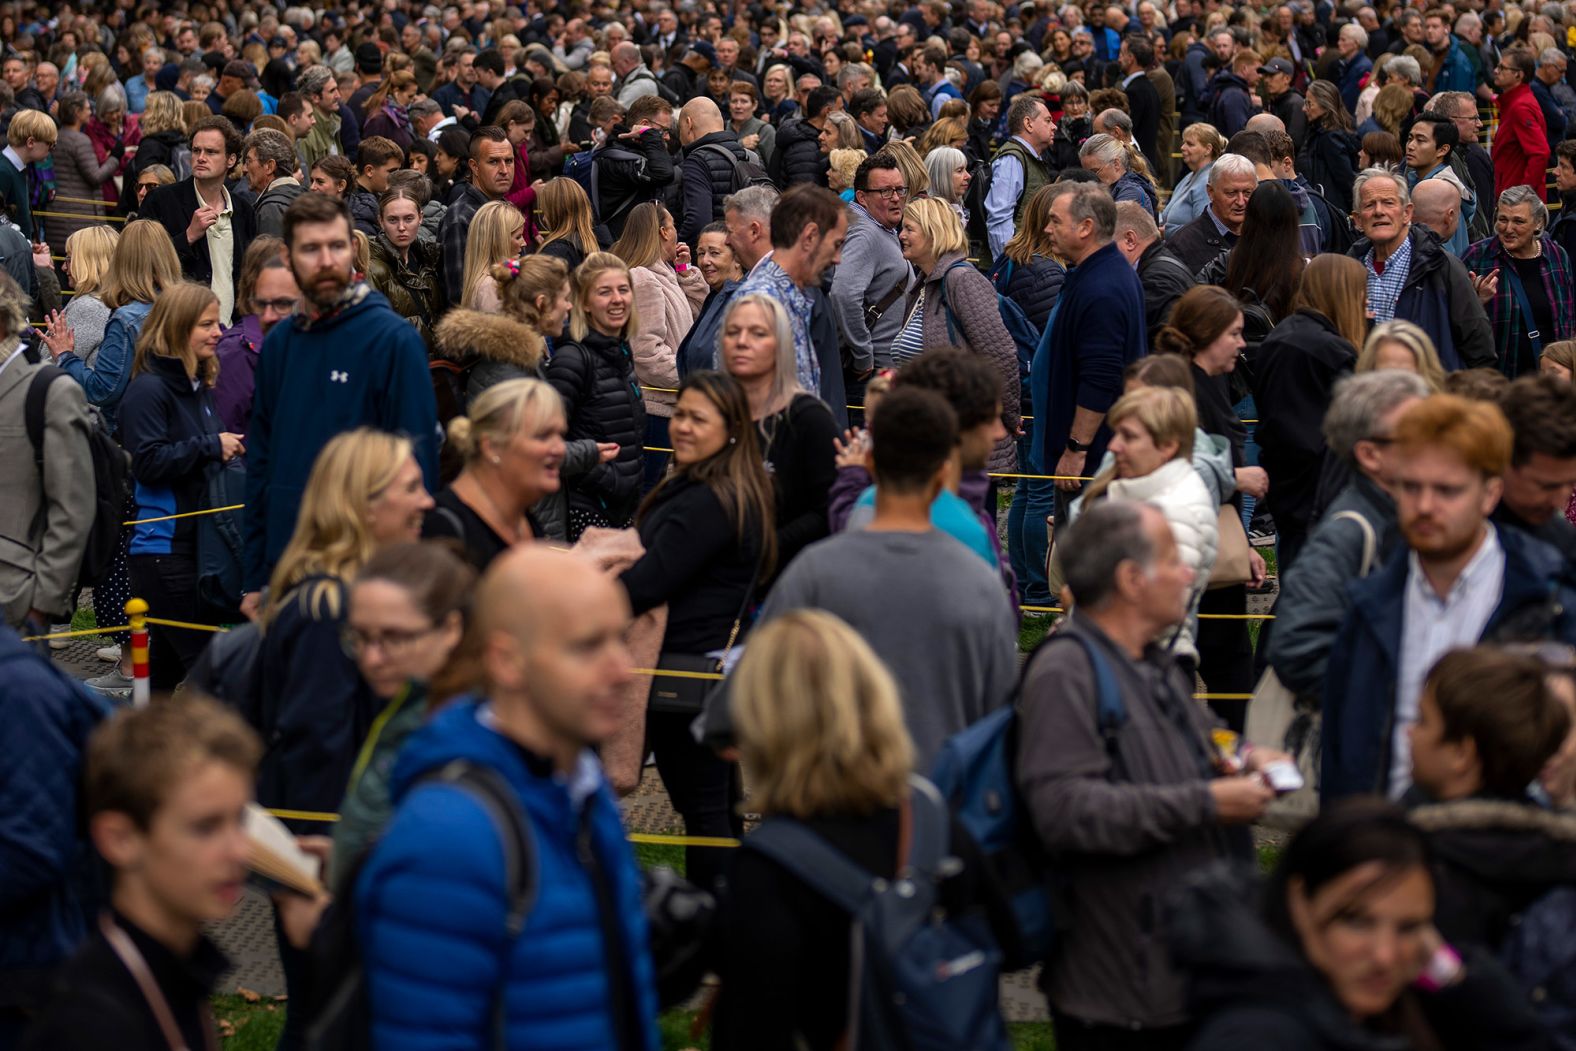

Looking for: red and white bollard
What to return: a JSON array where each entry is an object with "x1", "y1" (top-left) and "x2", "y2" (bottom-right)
[{"x1": 125, "y1": 598, "x2": 150, "y2": 708}]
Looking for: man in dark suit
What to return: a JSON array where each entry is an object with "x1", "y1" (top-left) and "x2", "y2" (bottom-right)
[{"x1": 1118, "y1": 38, "x2": 1162, "y2": 176}]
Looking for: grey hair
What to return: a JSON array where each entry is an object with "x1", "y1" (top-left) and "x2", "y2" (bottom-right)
[
  {"x1": 1094, "y1": 107, "x2": 1133, "y2": 136},
  {"x1": 1340, "y1": 22, "x2": 1369, "y2": 48},
  {"x1": 836, "y1": 64, "x2": 871, "y2": 89},
  {"x1": 1207, "y1": 151, "x2": 1256, "y2": 186},
  {"x1": 97, "y1": 83, "x2": 128, "y2": 116},
  {"x1": 1061, "y1": 501, "x2": 1159, "y2": 609},
  {"x1": 1080, "y1": 131, "x2": 1128, "y2": 168},
  {"x1": 1497, "y1": 183, "x2": 1550, "y2": 233},
  {"x1": 1049, "y1": 180, "x2": 1117, "y2": 242},
  {"x1": 1006, "y1": 91, "x2": 1048, "y2": 135},
  {"x1": 142, "y1": 46, "x2": 166, "y2": 64},
  {"x1": 191, "y1": 74, "x2": 215, "y2": 95},
  {"x1": 245, "y1": 128, "x2": 298, "y2": 178},
  {"x1": 1540, "y1": 47, "x2": 1568, "y2": 67},
  {"x1": 720, "y1": 293, "x2": 803, "y2": 402},
  {"x1": 1323, "y1": 369, "x2": 1431, "y2": 463},
  {"x1": 1425, "y1": 89, "x2": 1475, "y2": 117},
  {"x1": 1385, "y1": 55, "x2": 1422, "y2": 85},
  {"x1": 1012, "y1": 50, "x2": 1044, "y2": 80},
  {"x1": 925, "y1": 146, "x2": 969, "y2": 204},
  {"x1": 296, "y1": 64, "x2": 336, "y2": 99},
  {"x1": 723, "y1": 183, "x2": 780, "y2": 223},
  {"x1": 1353, "y1": 166, "x2": 1411, "y2": 208},
  {"x1": 408, "y1": 97, "x2": 441, "y2": 120}
]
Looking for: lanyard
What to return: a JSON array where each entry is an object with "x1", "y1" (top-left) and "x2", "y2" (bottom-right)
[{"x1": 99, "y1": 914, "x2": 218, "y2": 1051}]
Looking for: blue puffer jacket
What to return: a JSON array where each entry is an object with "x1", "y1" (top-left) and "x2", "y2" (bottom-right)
[
  {"x1": 0, "y1": 625, "x2": 112, "y2": 1012},
  {"x1": 997, "y1": 254, "x2": 1066, "y2": 332},
  {"x1": 54, "y1": 299, "x2": 153, "y2": 434},
  {"x1": 356, "y1": 699, "x2": 659, "y2": 1051}
]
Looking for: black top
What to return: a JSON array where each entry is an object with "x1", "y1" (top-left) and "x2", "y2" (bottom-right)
[
  {"x1": 21, "y1": 912, "x2": 228, "y2": 1051},
  {"x1": 758, "y1": 394, "x2": 839, "y2": 574},
  {"x1": 1508, "y1": 254, "x2": 1555, "y2": 378},
  {"x1": 421, "y1": 486, "x2": 543, "y2": 571}
]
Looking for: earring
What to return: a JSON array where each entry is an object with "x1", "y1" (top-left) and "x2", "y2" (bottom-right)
[
  {"x1": 491, "y1": 456, "x2": 501, "y2": 464},
  {"x1": 729, "y1": 436, "x2": 736, "y2": 444}
]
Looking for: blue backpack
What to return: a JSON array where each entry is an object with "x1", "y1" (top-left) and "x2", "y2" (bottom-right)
[
  {"x1": 745, "y1": 777, "x2": 1009, "y2": 1051},
  {"x1": 938, "y1": 259, "x2": 1039, "y2": 393},
  {"x1": 930, "y1": 630, "x2": 1127, "y2": 971}
]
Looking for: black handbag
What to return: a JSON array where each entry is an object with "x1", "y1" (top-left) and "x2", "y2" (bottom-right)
[{"x1": 649, "y1": 555, "x2": 761, "y2": 715}]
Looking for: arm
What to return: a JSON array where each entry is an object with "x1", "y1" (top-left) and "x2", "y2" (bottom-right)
[
  {"x1": 0, "y1": 681, "x2": 93, "y2": 909},
  {"x1": 58, "y1": 310, "x2": 136, "y2": 408},
  {"x1": 828, "y1": 223, "x2": 882, "y2": 372},
  {"x1": 776, "y1": 399, "x2": 838, "y2": 561},
  {"x1": 72, "y1": 132, "x2": 120, "y2": 185},
  {"x1": 269, "y1": 606, "x2": 370, "y2": 813},
  {"x1": 619, "y1": 489, "x2": 734, "y2": 615},
  {"x1": 677, "y1": 154, "x2": 710, "y2": 248},
  {"x1": 121, "y1": 385, "x2": 222, "y2": 484},
  {"x1": 675, "y1": 259, "x2": 708, "y2": 317},
  {"x1": 28, "y1": 380, "x2": 95, "y2": 617},
  {"x1": 634, "y1": 127, "x2": 675, "y2": 187},
  {"x1": 826, "y1": 463, "x2": 872, "y2": 533},
  {"x1": 242, "y1": 336, "x2": 277, "y2": 593},
  {"x1": 984, "y1": 153, "x2": 1024, "y2": 258},
  {"x1": 1266, "y1": 514, "x2": 1369, "y2": 697},
  {"x1": 1444, "y1": 254, "x2": 1497, "y2": 369},
  {"x1": 628, "y1": 270, "x2": 681, "y2": 391},
  {"x1": 383, "y1": 326, "x2": 442, "y2": 490},
  {"x1": 440, "y1": 207, "x2": 470, "y2": 306}
]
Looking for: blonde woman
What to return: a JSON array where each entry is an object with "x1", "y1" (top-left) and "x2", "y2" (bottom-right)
[
  {"x1": 436, "y1": 254, "x2": 570, "y2": 398},
  {"x1": 827, "y1": 146, "x2": 865, "y2": 198},
  {"x1": 533, "y1": 176, "x2": 603, "y2": 270},
  {"x1": 876, "y1": 138, "x2": 929, "y2": 196},
  {"x1": 1161, "y1": 122, "x2": 1227, "y2": 235},
  {"x1": 713, "y1": 609, "x2": 1011, "y2": 1049},
  {"x1": 610, "y1": 201, "x2": 707, "y2": 482},
  {"x1": 119, "y1": 90, "x2": 185, "y2": 213},
  {"x1": 258, "y1": 427, "x2": 434, "y2": 822},
  {"x1": 40, "y1": 224, "x2": 119, "y2": 367},
  {"x1": 1359, "y1": 319, "x2": 1447, "y2": 392},
  {"x1": 461, "y1": 200, "x2": 528, "y2": 310}
]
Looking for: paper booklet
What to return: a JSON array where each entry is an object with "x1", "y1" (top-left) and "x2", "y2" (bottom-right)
[{"x1": 244, "y1": 803, "x2": 326, "y2": 897}]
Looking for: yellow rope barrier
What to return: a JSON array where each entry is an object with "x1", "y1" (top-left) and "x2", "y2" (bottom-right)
[
  {"x1": 1019, "y1": 604, "x2": 1273, "y2": 620},
  {"x1": 36, "y1": 210, "x2": 124, "y2": 223},
  {"x1": 124, "y1": 504, "x2": 245, "y2": 526},
  {"x1": 144, "y1": 617, "x2": 232, "y2": 633},
  {"x1": 21, "y1": 623, "x2": 130, "y2": 641}
]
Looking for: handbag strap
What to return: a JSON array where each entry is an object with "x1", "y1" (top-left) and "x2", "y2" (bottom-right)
[
  {"x1": 1330, "y1": 510, "x2": 1377, "y2": 578},
  {"x1": 100, "y1": 914, "x2": 217, "y2": 1051},
  {"x1": 1500, "y1": 259, "x2": 1545, "y2": 356}
]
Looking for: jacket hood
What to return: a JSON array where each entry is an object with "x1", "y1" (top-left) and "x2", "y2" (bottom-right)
[
  {"x1": 433, "y1": 307, "x2": 544, "y2": 369},
  {"x1": 1411, "y1": 798, "x2": 1576, "y2": 889},
  {"x1": 1422, "y1": 163, "x2": 1471, "y2": 202},
  {"x1": 389, "y1": 696, "x2": 536, "y2": 801}
]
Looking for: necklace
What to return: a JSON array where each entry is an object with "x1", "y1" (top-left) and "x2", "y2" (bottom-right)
[{"x1": 462, "y1": 473, "x2": 527, "y2": 543}]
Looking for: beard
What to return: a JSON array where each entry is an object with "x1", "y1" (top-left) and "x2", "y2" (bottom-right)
[
  {"x1": 292, "y1": 260, "x2": 352, "y2": 309},
  {"x1": 1400, "y1": 514, "x2": 1483, "y2": 563}
]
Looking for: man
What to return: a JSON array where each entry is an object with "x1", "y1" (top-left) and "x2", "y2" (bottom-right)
[
  {"x1": 732, "y1": 183, "x2": 846, "y2": 397},
  {"x1": 554, "y1": 18, "x2": 595, "y2": 71},
  {"x1": 1553, "y1": 140, "x2": 1576, "y2": 264},
  {"x1": 676, "y1": 97, "x2": 746, "y2": 247},
  {"x1": 849, "y1": 87, "x2": 889, "y2": 154},
  {"x1": 1113, "y1": 201, "x2": 1194, "y2": 344},
  {"x1": 1423, "y1": 9, "x2": 1475, "y2": 95},
  {"x1": 346, "y1": 136, "x2": 403, "y2": 238},
  {"x1": 650, "y1": 6, "x2": 687, "y2": 53},
  {"x1": 214, "y1": 254, "x2": 300, "y2": 436},
  {"x1": 1346, "y1": 167, "x2": 1494, "y2": 370},
  {"x1": 356, "y1": 547, "x2": 659, "y2": 1049},
  {"x1": 126, "y1": 47, "x2": 165, "y2": 113},
  {"x1": 663, "y1": 41, "x2": 714, "y2": 104},
  {"x1": 242, "y1": 127, "x2": 304, "y2": 237},
  {"x1": 1494, "y1": 374, "x2": 1576, "y2": 561},
  {"x1": 475, "y1": 50, "x2": 526, "y2": 128},
  {"x1": 714, "y1": 36, "x2": 756, "y2": 88},
  {"x1": 1324, "y1": 394, "x2": 1576, "y2": 800},
  {"x1": 593, "y1": 94, "x2": 676, "y2": 240},
  {"x1": 1260, "y1": 57, "x2": 1307, "y2": 151},
  {"x1": 1210, "y1": 48, "x2": 1261, "y2": 140},
  {"x1": 1336, "y1": 23, "x2": 1374, "y2": 113},
  {"x1": 1404, "y1": 114, "x2": 1473, "y2": 256},
  {"x1": 20, "y1": 698, "x2": 268, "y2": 1051},
  {"x1": 241, "y1": 193, "x2": 439, "y2": 611},
  {"x1": 207, "y1": 60, "x2": 251, "y2": 116},
  {"x1": 1490, "y1": 49, "x2": 1550, "y2": 202},
  {"x1": 432, "y1": 48, "x2": 486, "y2": 118},
  {"x1": 408, "y1": 97, "x2": 446, "y2": 143},
  {"x1": 2, "y1": 56, "x2": 44, "y2": 113},
  {"x1": 1146, "y1": 46, "x2": 1179, "y2": 183},
  {"x1": 1412, "y1": 179, "x2": 1464, "y2": 252},
  {"x1": 1017, "y1": 500, "x2": 1269, "y2": 1045},
  {"x1": 295, "y1": 65, "x2": 346, "y2": 168},
  {"x1": 1036, "y1": 183, "x2": 1146, "y2": 511},
  {"x1": 0, "y1": 110, "x2": 54, "y2": 240},
  {"x1": 735, "y1": 386, "x2": 1017, "y2": 764},
  {"x1": 1271, "y1": 370, "x2": 1431, "y2": 704},
  {"x1": 837, "y1": 64, "x2": 873, "y2": 107},
  {"x1": 915, "y1": 43, "x2": 962, "y2": 119},
  {"x1": 1532, "y1": 48, "x2": 1575, "y2": 143},
  {"x1": 830, "y1": 154, "x2": 911, "y2": 379},
  {"x1": 1426, "y1": 90, "x2": 1495, "y2": 234},
  {"x1": 612, "y1": 41, "x2": 661, "y2": 107},
  {"x1": 770, "y1": 85, "x2": 837, "y2": 187},
  {"x1": 1165, "y1": 151, "x2": 1255, "y2": 275},
  {"x1": 140, "y1": 116, "x2": 257, "y2": 327},
  {"x1": 984, "y1": 94, "x2": 1056, "y2": 258},
  {"x1": 439, "y1": 126, "x2": 514, "y2": 305},
  {"x1": 1178, "y1": 28, "x2": 1225, "y2": 127},
  {"x1": 1117, "y1": 38, "x2": 1161, "y2": 174},
  {"x1": 679, "y1": 185, "x2": 780, "y2": 378}
]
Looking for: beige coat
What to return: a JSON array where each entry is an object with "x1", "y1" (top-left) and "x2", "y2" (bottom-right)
[{"x1": 629, "y1": 261, "x2": 706, "y2": 417}]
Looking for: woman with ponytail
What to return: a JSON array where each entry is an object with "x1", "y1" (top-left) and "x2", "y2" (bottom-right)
[
  {"x1": 433, "y1": 254, "x2": 574, "y2": 402},
  {"x1": 1080, "y1": 132, "x2": 1158, "y2": 218}
]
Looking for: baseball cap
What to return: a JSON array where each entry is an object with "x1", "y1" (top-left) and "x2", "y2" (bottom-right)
[
  {"x1": 222, "y1": 59, "x2": 257, "y2": 83},
  {"x1": 1258, "y1": 57, "x2": 1295, "y2": 76},
  {"x1": 686, "y1": 40, "x2": 717, "y2": 66}
]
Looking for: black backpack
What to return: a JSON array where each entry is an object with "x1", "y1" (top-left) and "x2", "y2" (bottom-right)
[
  {"x1": 25, "y1": 366, "x2": 131, "y2": 588},
  {"x1": 304, "y1": 759, "x2": 537, "y2": 1051},
  {"x1": 694, "y1": 142, "x2": 774, "y2": 194}
]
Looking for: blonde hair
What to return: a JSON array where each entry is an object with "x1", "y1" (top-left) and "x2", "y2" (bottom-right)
[
  {"x1": 132, "y1": 282, "x2": 220, "y2": 386},
  {"x1": 609, "y1": 201, "x2": 670, "y2": 272},
  {"x1": 448, "y1": 377, "x2": 565, "y2": 463},
  {"x1": 140, "y1": 91, "x2": 185, "y2": 136},
  {"x1": 1542, "y1": 339, "x2": 1576, "y2": 375},
  {"x1": 1359, "y1": 319, "x2": 1447, "y2": 392},
  {"x1": 352, "y1": 229, "x2": 370, "y2": 276},
  {"x1": 492, "y1": 254, "x2": 569, "y2": 352},
  {"x1": 570, "y1": 251, "x2": 640, "y2": 341},
  {"x1": 461, "y1": 200, "x2": 525, "y2": 308},
  {"x1": 102, "y1": 219, "x2": 182, "y2": 309},
  {"x1": 6, "y1": 108, "x2": 56, "y2": 148},
  {"x1": 722, "y1": 294, "x2": 802, "y2": 411},
  {"x1": 731, "y1": 609, "x2": 914, "y2": 818},
  {"x1": 902, "y1": 195, "x2": 968, "y2": 260},
  {"x1": 265, "y1": 428, "x2": 416, "y2": 623},
  {"x1": 64, "y1": 225, "x2": 120, "y2": 298},
  {"x1": 1181, "y1": 121, "x2": 1227, "y2": 161},
  {"x1": 1082, "y1": 386, "x2": 1197, "y2": 503},
  {"x1": 535, "y1": 177, "x2": 599, "y2": 257},
  {"x1": 827, "y1": 147, "x2": 865, "y2": 192},
  {"x1": 877, "y1": 139, "x2": 928, "y2": 196}
]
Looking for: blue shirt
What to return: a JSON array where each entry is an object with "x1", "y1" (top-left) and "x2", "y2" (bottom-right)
[
  {"x1": 1364, "y1": 233, "x2": 1414, "y2": 323},
  {"x1": 734, "y1": 253, "x2": 819, "y2": 391},
  {"x1": 849, "y1": 485, "x2": 998, "y2": 568},
  {"x1": 985, "y1": 135, "x2": 1037, "y2": 257}
]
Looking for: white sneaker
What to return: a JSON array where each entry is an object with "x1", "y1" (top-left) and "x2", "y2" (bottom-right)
[
  {"x1": 48, "y1": 624, "x2": 72, "y2": 651},
  {"x1": 95, "y1": 644, "x2": 121, "y2": 663}
]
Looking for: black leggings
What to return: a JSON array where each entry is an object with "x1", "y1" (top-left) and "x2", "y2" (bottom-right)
[
  {"x1": 128, "y1": 553, "x2": 208, "y2": 692},
  {"x1": 646, "y1": 710, "x2": 742, "y2": 894}
]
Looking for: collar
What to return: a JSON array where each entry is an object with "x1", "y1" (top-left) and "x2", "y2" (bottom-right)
[
  {"x1": 1205, "y1": 205, "x2": 1234, "y2": 237},
  {"x1": 1406, "y1": 524, "x2": 1502, "y2": 604},
  {"x1": 265, "y1": 175, "x2": 300, "y2": 191},
  {"x1": 476, "y1": 701, "x2": 605, "y2": 806},
  {"x1": 296, "y1": 280, "x2": 372, "y2": 329},
  {"x1": 1121, "y1": 70, "x2": 1145, "y2": 88},
  {"x1": 1, "y1": 144, "x2": 23, "y2": 170},
  {"x1": 194, "y1": 180, "x2": 233, "y2": 215},
  {"x1": 851, "y1": 200, "x2": 900, "y2": 235}
]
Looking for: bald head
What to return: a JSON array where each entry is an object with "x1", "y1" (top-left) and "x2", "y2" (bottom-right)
[
  {"x1": 1411, "y1": 179, "x2": 1461, "y2": 242},
  {"x1": 611, "y1": 41, "x2": 642, "y2": 75},
  {"x1": 680, "y1": 96, "x2": 725, "y2": 145},
  {"x1": 1244, "y1": 112, "x2": 1285, "y2": 136}
]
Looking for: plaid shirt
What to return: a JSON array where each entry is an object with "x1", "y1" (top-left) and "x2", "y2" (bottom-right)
[
  {"x1": 734, "y1": 252, "x2": 819, "y2": 392},
  {"x1": 1363, "y1": 233, "x2": 1414, "y2": 323},
  {"x1": 1461, "y1": 234, "x2": 1576, "y2": 378},
  {"x1": 439, "y1": 183, "x2": 489, "y2": 306}
]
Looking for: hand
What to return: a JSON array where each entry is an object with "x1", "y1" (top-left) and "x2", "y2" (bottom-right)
[
  {"x1": 41, "y1": 309, "x2": 74, "y2": 359},
  {"x1": 1209, "y1": 775, "x2": 1274, "y2": 824},
  {"x1": 218, "y1": 433, "x2": 246, "y2": 461},
  {"x1": 595, "y1": 441, "x2": 621, "y2": 462},
  {"x1": 833, "y1": 427, "x2": 870, "y2": 470},
  {"x1": 562, "y1": 141, "x2": 581, "y2": 154},
  {"x1": 1470, "y1": 269, "x2": 1498, "y2": 304},
  {"x1": 673, "y1": 242, "x2": 691, "y2": 268},
  {"x1": 271, "y1": 836, "x2": 333, "y2": 950},
  {"x1": 1242, "y1": 746, "x2": 1292, "y2": 774},
  {"x1": 530, "y1": 179, "x2": 547, "y2": 191},
  {"x1": 1053, "y1": 448, "x2": 1087, "y2": 492},
  {"x1": 1248, "y1": 548, "x2": 1268, "y2": 588},
  {"x1": 186, "y1": 204, "x2": 220, "y2": 244},
  {"x1": 453, "y1": 105, "x2": 473, "y2": 121},
  {"x1": 239, "y1": 591, "x2": 262, "y2": 622},
  {"x1": 740, "y1": 133, "x2": 760, "y2": 150},
  {"x1": 1234, "y1": 465, "x2": 1268, "y2": 499},
  {"x1": 30, "y1": 241, "x2": 49, "y2": 268}
]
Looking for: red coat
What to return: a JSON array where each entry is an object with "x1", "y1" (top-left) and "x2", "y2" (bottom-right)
[{"x1": 1491, "y1": 82, "x2": 1550, "y2": 201}]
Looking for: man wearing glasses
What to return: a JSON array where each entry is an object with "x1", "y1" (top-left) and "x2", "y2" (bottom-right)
[
  {"x1": 0, "y1": 109, "x2": 54, "y2": 242},
  {"x1": 1489, "y1": 49, "x2": 1551, "y2": 202},
  {"x1": 830, "y1": 153, "x2": 910, "y2": 384},
  {"x1": 1425, "y1": 89, "x2": 1495, "y2": 235},
  {"x1": 983, "y1": 93, "x2": 1055, "y2": 258}
]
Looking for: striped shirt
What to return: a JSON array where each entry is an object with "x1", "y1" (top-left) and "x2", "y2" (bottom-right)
[
  {"x1": 890, "y1": 288, "x2": 928, "y2": 365},
  {"x1": 1363, "y1": 233, "x2": 1414, "y2": 323}
]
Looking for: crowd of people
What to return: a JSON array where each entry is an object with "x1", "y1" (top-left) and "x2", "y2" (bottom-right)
[{"x1": 3, "y1": 0, "x2": 1576, "y2": 1048}]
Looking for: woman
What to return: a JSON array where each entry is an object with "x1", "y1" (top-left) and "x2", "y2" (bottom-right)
[
  {"x1": 712, "y1": 609, "x2": 1011, "y2": 1050},
  {"x1": 610, "y1": 202, "x2": 707, "y2": 485},
  {"x1": 533, "y1": 176, "x2": 604, "y2": 270},
  {"x1": 257, "y1": 427, "x2": 434, "y2": 824},
  {"x1": 727, "y1": 81, "x2": 776, "y2": 169},
  {"x1": 42, "y1": 225, "x2": 119, "y2": 370},
  {"x1": 885, "y1": 84, "x2": 931, "y2": 141},
  {"x1": 1176, "y1": 799, "x2": 1552, "y2": 1051},
  {"x1": 1463, "y1": 184, "x2": 1576, "y2": 379},
  {"x1": 1247, "y1": 254, "x2": 1366, "y2": 574},
  {"x1": 1299, "y1": 79, "x2": 1361, "y2": 214},
  {"x1": 1161, "y1": 122, "x2": 1226, "y2": 236},
  {"x1": 460, "y1": 199, "x2": 527, "y2": 311},
  {"x1": 118, "y1": 284, "x2": 246, "y2": 690},
  {"x1": 827, "y1": 147, "x2": 866, "y2": 200},
  {"x1": 118, "y1": 90, "x2": 185, "y2": 214},
  {"x1": 1540, "y1": 337, "x2": 1576, "y2": 380},
  {"x1": 1359, "y1": 130, "x2": 1402, "y2": 169},
  {"x1": 1080, "y1": 132, "x2": 1157, "y2": 217},
  {"x1": 85, "y1": 86, "x2": 134, "y2": 209},
  {"x1": 213, "y1": 237, "x2": 292, "y2": 435},
  {"x1": 620, "y1": 371, "x2": 774, "y2": 891},
  {"x1": 1198, "y1": 181, "x2": 1307, "y2": 347},
  {"x1": 916, "y1": 114, "x2": 969, "y2": 157},
  {"x1": 1358, "y1": 319, "x2": 1447, "y2": 390},
  {"x1": 436, "y1": 254, "x2": 575, "y2": 398},
  {"x1": 966, "y1": 80, "x2": 1002, "y2": 162},
  {"x1": 877, "y1": 138, "x2": 930, "y2": 196},
  {"x1": 543, "y1": 252, "x2": 647, "y2": 537},
  {"x1": 762, "y1": 63, "x2": 798, "y2": 125},
  {"x1": 1049, "y1": 81, "x2": 1094, "y2": 170},
  {"x1": 433, "y1": 126, "x2": 472, "y2": 204},
  {"x1": 309, "y1": 155, "x2": 355, "y2": 199},
  {"x1": 1070, "y1": 386, "x2": 1218, "y2": 660},
  {"x1": 893, "y1": 198, "x2": 1020, "y2": 471},
  {"x1": 367, "y1": 186, "x2": 445, "y2": 345},
  {"x1": 1364, "y1": 82, "x2": 1414, "y2": 139},
  {"x1": 331, "y1": 541, "x2": 474, "y2": 887},
  {"x1": 720, "y1": 294, "x2": 839, "y2": 568},
  {"x1": 222, "y1": 90, "x2": 263, "y2": 135},
  {"x1": 819, "y1": 110, "x2": 863, "y2": 156},
  {"x1": 361, "y1": 68, "x2": 419, "y2": 151},
  {"x1": 696, "y1": 221, "x2": 742, "y2": 292},
  {"x1": 52, "y1": 91, "x2": 122, "y2": 240},
  {"x1": 496, "y1": 99, "x2": 540, "y2": 216},
  {"x1": 527, "y1": 77, "x2": 576, "y2": 179},
  {"x1": 1156, "y1": 285, "x2": 1265, "y2": 730},
  {"x1": 924, "y1": 145, "x2": 972, "y2": 228},
  {"x1": 993, "y1": 183, "x2": 1066, "y2": 332},
  {"x1": 129, "y1": 163, "x2": 175, "y2": 216}
]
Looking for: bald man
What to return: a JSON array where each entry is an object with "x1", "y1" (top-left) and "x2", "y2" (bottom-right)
[
  {"x1": 1244, "y1": 112, "x2": 1286, "y2": 136},
  {"x1": 356, "y1": 545, "x2": 663, "y2": 1049},
  {"x1": 1412, "y1": 178, "x2": 1462, "y2": 255},
  {"x1": 679, "y1": 95, "x2": 753, "y2": 247}
]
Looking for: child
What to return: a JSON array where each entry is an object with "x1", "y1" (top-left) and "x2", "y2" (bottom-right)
[{"x1": 22, "y1": 697, "x2": 262, "y2": 1050}]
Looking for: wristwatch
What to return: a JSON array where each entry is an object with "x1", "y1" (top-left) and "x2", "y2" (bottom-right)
[{"x1": 1066, "y1": 436, "x2": 1090, "y2": 453}]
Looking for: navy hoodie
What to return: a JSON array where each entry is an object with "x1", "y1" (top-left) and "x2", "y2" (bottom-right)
[
  {"x1": 242, "y1": 286, "x2": 440, "y2": 591},
  {"x1": 119, "y1": 355, "x2": 226, "y2": 557}
]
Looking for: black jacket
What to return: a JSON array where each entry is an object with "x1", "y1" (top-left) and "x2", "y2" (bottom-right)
[
  {"x1": 543, "y1": 329, "x2": 647, "y2": 525},
  {"x1": 1000, "y1": 253, "x2": 1066, "y2": 331},
  {"x1": 1165, "y1": 210, "x2": 1236, "y2": 277},
  {"x1": 118, "y1": 128, "x2": 186, "y2": 213},
  {"x1": 1268, "y1": 89, "x2": 1309, "y2": 152},
  {"x1": 478, "y1": 75, "x2": 531, "y2": 129},
  {"x1": 118, "y1": 354, "x2": 226, "y2": 557},
  {"x1": 1049, "y1": 114, "x2": 1092, "y2": 172},
  {"x1": 1123, "y1": 70, "x2": 1162, "y2": 172},
  {"x1": 679, "y1": 130, "x2": 746, "y2": 247},
  {"x1": 592, "y1": 124, "x2": 675, "y2": 239},
  {"x1": 1346, "y1": 226, "x2": 1496, "y2": 371},
  {"x1": 138, "y1": 177, "x2": 257, "y2": 293},
  {"x1": 770, "y1": 116, "x2": 827, "y2": 188},
  {"x1": 1299, "y1": 124, "x2": 1361, "y2": 214},
  {"x1": 253, "y1": 179, "x2": 304, "y2": 237},
  {"x1": 1136, "y1": 240, "x2": 1196, "y2": 345}
]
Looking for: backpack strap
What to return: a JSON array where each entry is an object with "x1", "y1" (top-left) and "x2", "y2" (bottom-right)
[
  {"x1": 1499, "y1": 257, "x2": 1546, "y2": 357},
  {"x1": 24, "y1": 364, "x2": 66, "y2": 471},
  {"x1": 745, "y1": 818, "x2": 879, "y2": 915},
  {"x1": 937, "y1": 258, "x2": 977, "y2": 345},
  {"x1": 899, "y1": 776, "x2": 951, "y2": 883}
]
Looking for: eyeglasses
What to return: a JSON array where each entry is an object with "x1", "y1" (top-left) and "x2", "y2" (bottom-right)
[
  {"x1": 254, "y1": 297, "x2": 298, "y2": 313},
  {"x1": 864, "y1": 186, "x2": 908, "y2": 200},
  {"x1": 341, "y1": 623, "x2": 439, "y2": 659}
]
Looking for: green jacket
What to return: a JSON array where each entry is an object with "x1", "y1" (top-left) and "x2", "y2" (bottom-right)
[
  {"x1": 0, "y1": 152, "x2": 34, "y2": 239},
  {"x1": 298, "y1": 104, "x2": 343, "y2": 170},
  {"x1": 329, "y1": 682, "x2": 429, "y2": 891}
]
